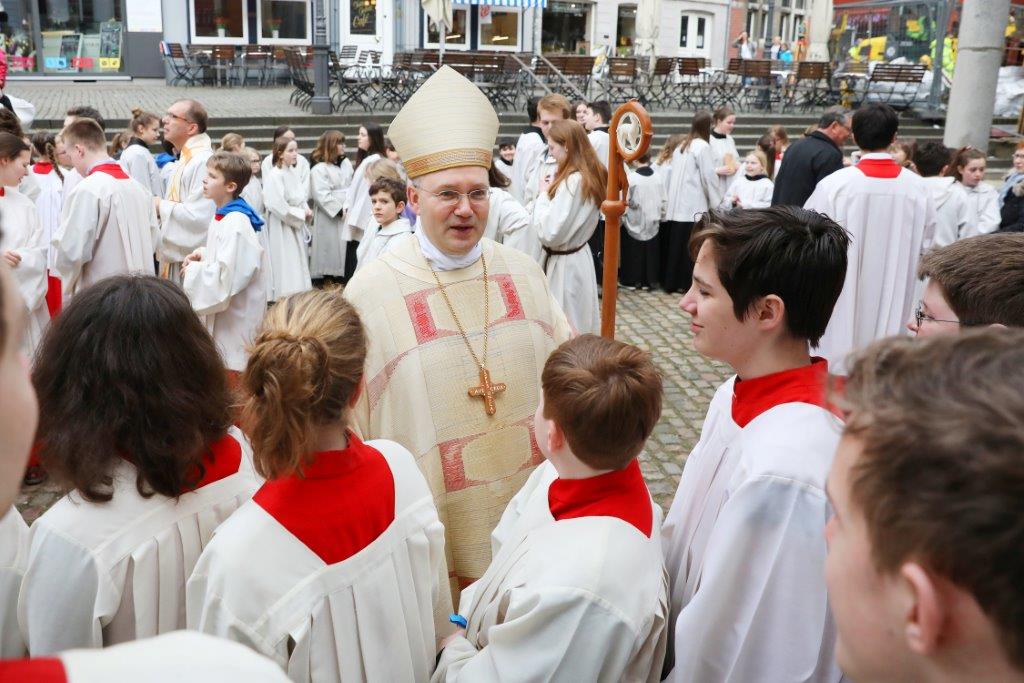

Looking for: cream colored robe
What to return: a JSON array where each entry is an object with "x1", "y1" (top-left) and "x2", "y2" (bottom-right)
[
  {"x1": 0, "y1": 187, "x2": 49, "y2": 355},
  {"x1": 263, "y1": 164, "x2": 312, "y2": 301},
  {"x1": 157, "y1": 134, "x2": 216, "y2": 275},
  {"x1": 119, "y1": 143, "x2": 163, "y2": 197},
  {"x1": 309, "y1": 159, "x2": 354, "y2": 278},
  {"x1": 0, "y1": 508, "x2": 28, "y2": 658},
  {"x1": 343, "y1": 236, "x2": 572, "y2": 603},
  {"x1": 344, "y1": 153, "x2": 381, "y2": 243}
]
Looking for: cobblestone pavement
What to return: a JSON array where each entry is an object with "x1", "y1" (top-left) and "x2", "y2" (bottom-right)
[{"x1": 16, "y1": 287, "x2": 729, "y2": 522}]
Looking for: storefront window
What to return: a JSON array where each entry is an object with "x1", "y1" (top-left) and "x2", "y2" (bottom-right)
[
  {"x1": 616, "y1": 5, "x2": 635, "y2": 56},
  {"x1": 542, "y1": 2, "x2": 590, "y2": 54},
  {"x1": 479, "y1": 8, "x2": 520, "y2": 50},
  {"x1": 0, "y1": 2, "x2": 37, "y2": 73},
  {"x1": 425, "y1": 7, "x2": 469, "y2": 49},
  {"x1": 350, "y1": 0, "x2": 377, "y2": 35},
  {"x1": 191, "y1": 0, "x2": 247, "y2": 43},
  {"x1": 40, "y1": 0, "x2": 126, "y2": 74},
  {"x1": 260, "y1": 0, "x2": 310, "y2": 43}
]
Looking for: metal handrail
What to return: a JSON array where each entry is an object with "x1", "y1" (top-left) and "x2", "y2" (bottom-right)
[
  {"x1": 510, "y1": 54, "x2": 553, "y2": 96},
  {"x1": 533, "y1": 53, "x2": 585, "y2": 100}
]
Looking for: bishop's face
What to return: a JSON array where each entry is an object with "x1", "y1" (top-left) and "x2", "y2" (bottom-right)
[{"x1": 408, "y1": 166, "x2": 490, "y2": 256}]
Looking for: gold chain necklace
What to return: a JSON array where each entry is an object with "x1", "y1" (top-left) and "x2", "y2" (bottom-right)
[{"x1": 429, "y1": 253, "x2": 506, "y2": 416}]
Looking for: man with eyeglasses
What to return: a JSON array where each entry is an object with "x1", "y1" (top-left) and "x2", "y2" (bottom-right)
[
  {"x1": 343, "y1": 67, "x2": 572, "y2": 614},
  {"x1": 155, "y1": 99, "x2": 215, "y2": 282},
  {"x1": 908, "y1": 233, "x2": 1024, "y2": 337},
  {"x1": 771, "y1": 107, "x2": 850, "y2": 207}
]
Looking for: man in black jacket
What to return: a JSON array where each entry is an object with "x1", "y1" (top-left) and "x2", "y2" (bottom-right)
[{"x1": 771, "y1": 108, "x2": 851, "y2": 207}]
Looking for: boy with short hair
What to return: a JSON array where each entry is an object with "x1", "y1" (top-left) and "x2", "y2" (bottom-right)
[
  {"x1": 52, "y1": 118, "x2": 159, "y2": 298},
  {"x1": 585, "y1": 100, "x2": 613, "y2": 168},
  {"x1": 909, "y1": 232, "x2": 1024, "y2": 336},
  {"x1": 182, "y1": 151, "x2": 268, "y2": 374},
  {"x1": 508, "y1": 97, "x2": 546, "y2": 204},
  {"x1": 914, "y1": 141, "x2": 970, "y2": 247},
  {"x1": 522, "y1": 93, "x2": 572, "y2": 206},
  {"x1": 354, "y1": 177, "x2": 412, "y2": 272},
  {"x1": 662, "y1": 206, "x2": 849, "y2": 682},
  {"x1": 433, "y1": 334, "x2": 669, "y2": 682},
  {"x1": 826, "y1": 329, "x2": 1024, "y2": 683},
  {"x1": 493, "y1": 140, "x2": 515, "y2": 184}
]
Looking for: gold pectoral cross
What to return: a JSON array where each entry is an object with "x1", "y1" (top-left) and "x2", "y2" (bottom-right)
[{"x1": 468, "y1": 368, "x2": 507, "y2": 416}]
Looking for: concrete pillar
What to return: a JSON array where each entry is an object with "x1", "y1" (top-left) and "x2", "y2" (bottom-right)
[
  {"x1": 806, "y1": 0, "x2": 832, "y2": 62},
  {"x1": 944, "y1": 0, "x2": 1011, "y2": 150}
]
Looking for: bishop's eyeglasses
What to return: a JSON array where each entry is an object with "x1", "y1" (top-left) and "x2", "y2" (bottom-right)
[
  {"x1": 914, "y1": 303, "x2": 960, "y2": 328},
  {"x1": 419, "y1": 188, "x2": 490, "y2": 207}
]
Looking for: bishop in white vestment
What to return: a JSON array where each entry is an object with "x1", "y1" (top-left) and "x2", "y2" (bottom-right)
[
  {"x1": 0, "y1": 508, "x2": 28, "y2": 658},
  {"x1": 157, "y1": 133, "x2": 216, "y2": 279}
]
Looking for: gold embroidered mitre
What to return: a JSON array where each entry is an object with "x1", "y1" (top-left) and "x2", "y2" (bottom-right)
[{"x1": 387, "y1": 65, "x2": 499, "y2": 179}]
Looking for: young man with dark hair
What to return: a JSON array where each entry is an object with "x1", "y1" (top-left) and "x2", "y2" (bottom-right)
[
  {"x1": 804, "y1": 102, "x2": 936, "y2": 371},
  {"x1": 494, "y1": 139, "x2": 515, "y2": 183},
  {"x1": 771, "y1": 107, "x2": 850, "y2": 207},
  {"x1": 435, "y1": 334, "x2": 668, "y2": 681},
  {"x1": 53, "y1": 118, "x2": 158, "y2": 298},
  {"x1": 508, "y1": 96, "x2": 547, "y2": 204},
  {"x1": 354, "y1": 176, "x2": 411, "y2": 271},
  {"x1": 908, "y1": 232, "x2": 1024, "y2": 336},
  {"x1": 662, "y1": 206, "x2": 849, "y2": 683},
  {"x1": 63, "y1": 105, "x2": 105, "y2": 132},
  {"x1": 826, "y1": 329, "x2": 1024, "y2": 683},
  {"x1": 585, "y1": 100, "x2": 613, "y2": 169},
  {"x1": 914, "y1": 141, "x2": 969, "y2": 246}
]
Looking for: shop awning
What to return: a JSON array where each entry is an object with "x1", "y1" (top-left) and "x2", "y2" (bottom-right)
[{"x1": 463, "y1": 0, "x2": 548, "y2": 9}]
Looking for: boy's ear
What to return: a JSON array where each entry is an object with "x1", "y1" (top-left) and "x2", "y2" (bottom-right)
[
  {"x1": 226, "y1": 181, "x2": 238, "y2": 196},
  {"x1": 395, "y1": 200, "x2": 406, "y2": 213}
]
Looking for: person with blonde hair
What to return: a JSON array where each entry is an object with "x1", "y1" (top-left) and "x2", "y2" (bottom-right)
[
  {"x1": 188, "y1": 289, "x2": 445, "y2": 682},
  {"x1": 528, "y1": 119, "x2": 606, "y2": 334},
  {"x1": 219, "y1": 132, "x2": 245, "y2": 153},
  {"x1": 720, "y1": 149, "x2": 774, "y2": 209},
  {"x1": 263, "y1": 136, "x2": 312, "y2": 301},
  {"x1": 118, "y1": 109, "x2": 162, "y2": 197},
  {"x1": 240, "y1": 147, "x2": 264, "y2": 218},
  {"x1": 309, "y1": 129, "x2": 354, "y2": 284}
]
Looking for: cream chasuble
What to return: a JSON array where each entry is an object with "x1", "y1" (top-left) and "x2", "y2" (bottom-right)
[{"x1": 343, "y1": 236, "x2": 572, "y2": 602}]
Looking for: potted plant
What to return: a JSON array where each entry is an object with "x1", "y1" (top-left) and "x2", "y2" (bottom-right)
[
  {"x1": 269, "y1": 17, "x2": 283, "y2": 39},
  {"x1": 214, "y1": 16, "x2": 230, "y2": 38}
]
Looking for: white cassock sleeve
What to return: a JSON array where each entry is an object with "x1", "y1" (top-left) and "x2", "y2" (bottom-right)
[
  {"x1": 19, "y1": 524, "x2": 107, "y2": 654},
  {"x1": 182, "y1": 227, "x2": 262, "y2": 317},
  {"x1": 0, "y1": 509, "x2": 28, "y2": 658},
  {"x1": 749, "y1": 181, "x2": 773, "y2": 209},
  {"x1": 667, "y1": 475, "x2": 833, "y2": 683},
  {"x1": 698, "y1": 145, "x2": 725, "y2": 210},
  {"x1": 433, "y1": 586, "x2": 639, "y2": 682},
  {"x1": 122, "y1": 150, "x2": 163, "y2": 197},
  {"x1": 720, "y1": 175, "x2": 741, "y2": 210},
  {"x1": 492, "y1": 195, "x2": 530, "y2": 244},
  {"x1": 975, "y1": 188, "x2": 1001, "y2": 236},
  {"x1": 310, "y1": 165, "x2": 347, "y2": 218},
  {"x1": 185, "y1": 581, "x2": 280, "y2": 663},
  {"x1": 265, "y1": 172, "x2": 307, "y2": 229},
  {"x1": 7, "y1": 209, "x2": 48, "y2": 314},
  {"x1": 532, "y1": 176, "x2": 583, "y2": 247},
  {"x1": 159, "y1": 164, "x2": 216, "y2": 262},
  {"x1": 52, "y1": 184, "x2": 101, "y2": 291}
]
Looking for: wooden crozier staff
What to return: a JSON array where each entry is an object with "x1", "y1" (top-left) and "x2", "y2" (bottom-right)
[{"x1": 601, "y1": 100, "x2": 653, "y2": 338}]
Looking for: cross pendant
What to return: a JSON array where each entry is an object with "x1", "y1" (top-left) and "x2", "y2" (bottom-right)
[{"x1": 468, "y1": 367, "x2": 507, "y2": 416}]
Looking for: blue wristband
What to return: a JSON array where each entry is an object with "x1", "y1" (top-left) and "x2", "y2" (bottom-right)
[{"x1": 449, "y1": 613, "x2": 468, "y2": 629}]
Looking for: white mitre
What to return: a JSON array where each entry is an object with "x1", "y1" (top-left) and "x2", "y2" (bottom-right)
[{"x1": 387, "y1": 66, "x2": 499, "y2": 179}]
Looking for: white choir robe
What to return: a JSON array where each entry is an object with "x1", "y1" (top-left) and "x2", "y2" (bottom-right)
[
  {"x1": 355, "y1": 217, "x2": 413, "y2": 273},
  {"x1": 529, "y1": 172, "x2": 600, "y2": 334},
  {"x1": 264, "y1": 164, "x2": 313, "y2": 301},
  {"x1": 493, "y1": 158, "x2": 513, "y2": 184},
  {"x1": 182, "y1": 212, "x2": 268, "y2": 372},
  {"x1": 241, "y1": 177, "x2": 265, "y2": 218},
  {"x1": 960, "y1": 181, "x2": 1001, "y2": 237},
  {"x1": 0, "y1": 186, "x2": 49, "y2": 355},
  {"x1": 18, "y1": 428, "x2": 262, "y2": 654},
  {"x1": 923, "y1": 176, "x2": 971, "y2": 247},
  {"x1": 159, "y1": 160, "x2": 177, "y2": 196},
  {"x1": 662, "y1": 360, "x2": 844, "y2": 683},
  {"x1": 52, "y1": 165, "x2": 159, "y2": 298},
  {"x1": 63, "y1": 167, "x2": 84, "y2": 197},
  {"x1": 262, "y1": 152, "x2": 311, "y2": 188},
  {"x1": 521, "y1": 153, "x2": 557, "y2": 208},
  {"x1": 19, "y1": 171, "x2": 41, "y2": 202},
  {"x1": 665, "y1": 139, "x2": 723, "y2": 222},
  {"x1": 344, "y1": 154, "x2": 381, "y2": 245},
  {"x1": 588, "y1": 127, "x2": 611, "y2": 169},
  {"x1": 118, "y1": 142, "x2": 163, "y2": 197},
  {"x1": 720, "y1": 174, "x2": 774, "y2": 210},
  {"x1": 31, "y1": 164, "x2": 63, "y2": 271},
  {"x1": 624, "y1": 167, "x2": 667, "y2": 242},
  {"x1": 4, "y1": 631, "x2": 291, "y2": 682},
  {"x1": 434, "y1": 460, "x2": 669, "y2": 683},
  {"x1": 709, "y1": 132, "x2": 740, "y2": 198},
  {"x1": 508, "y1": 128, "x2": 547, "y2": 204},
  {"x1": 483, "y1": 187, "x2": 530, "y2": 245},
  {"x1": 0, "y1": 508, "x2": 28, "y2": 658},
  {"x1": 309, "y1": 159, "x2": 354, "y2": 278},
  {"x1": 157, "y1": 134, "x2": 216, "y2": 274},
  {"x1": 187, "y1": 438, "x2": 447, "y2": 682},
  {"x1": 804, "y1": 153, "x2": 936, "y2": 371}
]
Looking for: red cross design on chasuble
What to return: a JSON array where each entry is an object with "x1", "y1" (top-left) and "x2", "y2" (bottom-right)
[{"x1": 405, "y1": 273, "x2": 526, "y2": 346}]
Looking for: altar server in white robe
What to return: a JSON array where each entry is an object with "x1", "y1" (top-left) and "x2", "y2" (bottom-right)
[
  {"x1": 188, "y1": 290, "x2": 446, "y2": 682},
  {"x1": 155, "y1": 99, "x2": 216, "y2": 281},
  {"x1": 0, "y1": 133, "x2": 48, "y2": 355},
  {"x1": 118, "y1": 109, "x2": 163, "y2": 197},
  {"x1": 662, "y1": 206, "x2": 849, "y2": 683},
  {"x1": 950, "y1": 146, "x2": 1001, "y2": 236},
  {"x1": 264, "y1": 137, "x2": 312, "y2": 301},
  {"x1": 434, "y1": 335, "x2": 668, "y2": 682},
  {"x1": 710, "y1": 107, "x2": 740, "y2": 198},
  {"x1": 241, "y1": 147, "x2": 265, "y2": 217},
  {"x1": 585, "y1": 100, "x2": 612, "y2": 169},
  {"x1": 508, "y1": 97, "x2": 548, "y2": 203},
  {"x1": 343, "y1": 123, "x2": 388, "y2": 271},
  {"x1": 354, "y1": 176, "x2": 412, "y2": 272},
  {"x1": 805, "y1": 103, "x2": 935, "y2": 371},
  {"x1": 484, "y1": 173, "x2": 532, "y2": 246},
  {"x1": 0, "y1": 507, "x2": 28, "y2": 657},
  {"x1": 914, "y1": 141, "x2": 970, "y2": 247},
  {"x1": 720, "y1": 150, "x2": 774, "y2": 210},
  {"x1": 19, "y1": 276, "x2": 261, "y2": 654},
  {"x1": 528, "y1": 119, "x2": 604, "y2": 334},
  {"x1": 520, "y1": 94, "x2": 571, "y2": 209},
  {"x1": 261, "y1": 125, "x2": 311, "y2": 187},
  {"x1": 182, "y1": 151, "x2": 268, "y2": 375},
  {"x1": 52, "y1": 118, "x2": 158, "y2": 298},
  {"x1": 30, "y1": 133, "x2": 65, "y2": 317},
  {"x1": 620, "y1": 153, "x2": 666, "y2": 290},
  {"x1": 309, "y1": 130, "x2": 354, "y2": 282}
]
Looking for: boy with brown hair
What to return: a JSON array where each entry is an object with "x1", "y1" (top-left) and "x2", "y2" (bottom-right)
[
  {"x1": 909, "y1": 232, "x2": 1024, "y2": 337},
  {"x1": 826, "y1": 329, "x2": 1024, "y2": 683},
  {"x1": 434, "y1": 334, "x2": 668, "y2": 682},
  {"x1": 662, "y1": 206, "x2": 849, "y2": 682},
  {"x1": 521, "y1": 93, "x2": 572, "y2": 207},
  {"x1": 354, "y1": 176, "x2": 412, "y2": 272},
  {"x1": 182, "y1": 151, "x2": 268, "y2": 374}
]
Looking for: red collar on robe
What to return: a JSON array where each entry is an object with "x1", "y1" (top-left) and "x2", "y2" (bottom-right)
[
  {"x1": 187, "y1": 433, "x2": 244, "y2": 490},
  {"x1": 731, "y1": 357, "x2": 841, "y2": 428},
  {"x1": 253, "y1": 434, "x2": 396, "y2": 565},
  {"x1": 548, "y1": 459, "x2": 653, "y2": 537},
  {"x1": 0, "y1": 187, "x2": 5, "y2": 197},
  {"x1": 33, "y1": 161, "x2": 54, "y2": 175},
  {"x1": 87, "y1": 162, "x2": 130, "y2": 180},
  {"x1": 0, "y1": 658, "x2": 66, "y2": 681},
  {"x1": 855, "y1": 153, "x2": 902, "y2": 179}
]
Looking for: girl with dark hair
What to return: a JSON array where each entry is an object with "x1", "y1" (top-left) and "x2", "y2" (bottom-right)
[
  {"x1": 187, "y1": 289, "x2": 445, "y2": 678},
  {"x1": 344, "y1": 123, "x2": 388, "y2": 269},
  {"x1": 710, "y1": 106, "x2": 739, "y2": 197},
  {"x1": 309, "y1": 130, "x2": 354, "y2": 285},
  {"x1": 0, "y1": 131, "x2": 47, "y2": 355},
  {"x1": 20, "y1": 275, "x2": 262, "y2": 654},
  {"x1": 662, "y1": 111, "x2": 721, "y2": 294},
  {"x1": 118, "y1": 108, "x2": 163, "y2": 196},
  {"x1": 261, "y1": 126, "x2": 310, "y2": 187},
  {"x1": 29, "y1": 132, "x2": 64, "y2": 318},
  {"x1": 264, "y1": 137, "x2": 313, "y2": 301}
]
